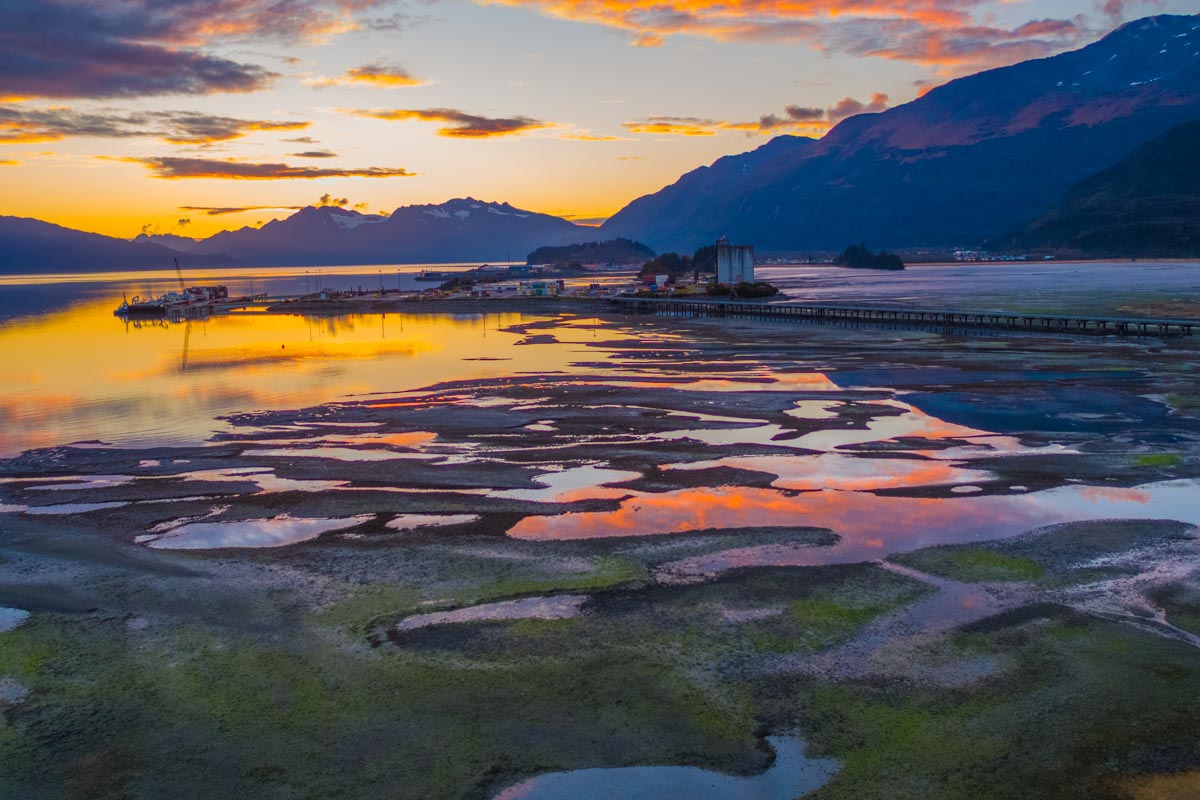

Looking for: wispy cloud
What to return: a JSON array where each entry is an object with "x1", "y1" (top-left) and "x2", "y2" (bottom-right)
[
  {"x1": 344, "y1": 107, "x2": 551, "y2": 137},
  {"x1": 0, "y1": 107, "x2": 308, "y2": 144},
  {"x1": 474, "y1": 0, "x2": 1089, "y2": 75},
  {"x1": 556, "y1": 130, "x2": 631, "y2": 141},
  {"x1": 289, "y1": 149, "x2": 339, "y2": 158},
  {"x1": 0, "y1": 159, "x2": 20, "y2": 166},
  {"x1": 622, "y1": 116, "x2": 720, "y2": 136},
  {"x1": 125, "y1": 156, "x2": 415, "y2": 180},
  {"x1": 623, "y1": 93, "x2": 891, "y2": 137},
  {"x1": 180, "y1": 204, "x2": 304, "y2": 216},
  {"x1": 307, "y1": 61, "x2": 427, "y2": 88}
]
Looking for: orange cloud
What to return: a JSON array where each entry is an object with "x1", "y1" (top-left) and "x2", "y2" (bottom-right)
[
  {"x1": 344, "y1": 107, "x2": 551, "y2": 138},
  {"x1": 307, "y1": 62, "x2": 427, "y2": 88},
  {"x1": 0, "y1": 159, "x2": 20, "y2": 166},
  {"x1": 123, "y1": 156, "x2": 415, "y2": 180},
  {"x1": 623, "y1": 116, "x2": 719, "y2": 136},
  {"x1": 475, "y1": 0, "x2": 1084, "y2": 74}
]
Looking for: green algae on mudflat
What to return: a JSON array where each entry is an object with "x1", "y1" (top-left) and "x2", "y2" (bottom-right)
[
  {"x1": 891, "y1": 520, "x2": 1197, "y2": 585},
  {"x1": 891, "y1": 548, "x2": 1046, "y2": 583},
  {"x1": 1135, "y1": 454, "x2": 1184, "y2": 468},
  {"x1": 0, "y1": 613, "x2": 762, "y2": 800},
  {"x1": 758, "y1": 611, "x2": 1200, "y2": 800}
]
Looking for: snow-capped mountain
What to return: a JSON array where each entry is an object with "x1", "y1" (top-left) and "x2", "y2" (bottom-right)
[{"x1": 187, "y1": 199, "x2": 580, "y2": 266}]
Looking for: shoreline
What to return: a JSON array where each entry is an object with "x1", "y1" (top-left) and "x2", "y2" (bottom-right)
[{"x1": 265, "y1": 295, "x2": 612, "y2": 315}]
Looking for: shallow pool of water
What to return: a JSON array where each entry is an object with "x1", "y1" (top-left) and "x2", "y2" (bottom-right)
[
  {"x1": 144, "y1": 514, "x2": 374, "y2": 549},
  {"x1": 491, "y1": 735, "x2": 839, "y2": 800}
]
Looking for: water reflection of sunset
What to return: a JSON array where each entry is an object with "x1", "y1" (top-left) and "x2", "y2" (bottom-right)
[
  {"x1": 507, "y1": 482, "x2": 1200, "y2": 568},
  {"x1": 0, "y1": 298, "x2": 604, "y2": 455}
]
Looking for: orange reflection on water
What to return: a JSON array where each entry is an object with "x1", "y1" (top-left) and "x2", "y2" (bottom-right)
[
  {"x1": 672, "y1": 453, "x2": 992, "y2": 491},
  {"x1": 0, "y1": 296, "x2": 630, "y2": 456},
  {"x1": 505, "y1": 481, "x2": 1200, "y2": 565}
]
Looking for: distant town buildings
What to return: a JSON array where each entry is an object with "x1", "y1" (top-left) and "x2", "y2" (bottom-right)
[{"x1": 716, "y1": 236, "x2": 755, "y2": 284}]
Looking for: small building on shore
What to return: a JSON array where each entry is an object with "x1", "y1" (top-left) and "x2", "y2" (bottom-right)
[{"x1": 716, "y1": 236, "x2": 755, "y2": 284}]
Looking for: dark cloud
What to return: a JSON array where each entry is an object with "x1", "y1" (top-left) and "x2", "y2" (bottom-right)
[
  {"x1": 283, "y1": 136, "x2": 319, "y2": 144},
  {"x1": 0, "y1": 0, "x2": 395, "y2": 100},
  {"x1": 784, "y1": 106, "x2": 825, "y2": 122},
  {"x1": 127, "y1": 156, "x2": 415, "y2": 179},
  {"x1": 826, "y1": 92, "x2": 890, "y2": 122},
  {"x1": 0, "y1": 106, "x2": 308, "y2": 143},
  {"x1": 317, "y1": 193, "x2": 348, "y2": 206},
  {"x1": 344, "y1": 107, "x2": 550, "y2": 137},
  {"x1": 289, "y1": 150, "x2": 338, "y2": 158}
]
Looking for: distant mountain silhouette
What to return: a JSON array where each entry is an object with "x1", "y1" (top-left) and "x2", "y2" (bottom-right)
[
  {"x1": 0, "y1": 216, "x2": 234, "y2": 274},
  {"x1": 600, "y1": 14, "x2": 1200, "y2": 253},
  {"x1": 132, "y1": 232, "x2": 212, "y2": 254},
  {"x1": 996, "y1": 119, "x2": 1200, "y2": 257},
  {"x1": 185, "y1": 199, "x2": 582, "y2": 266}
]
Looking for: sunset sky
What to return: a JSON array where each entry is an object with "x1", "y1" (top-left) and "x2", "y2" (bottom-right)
[{"x1": 1, "y1": 0, "x2": 1193, "y2": 238}]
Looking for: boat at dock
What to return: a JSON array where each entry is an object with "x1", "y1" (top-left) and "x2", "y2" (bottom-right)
[
  {"x1": 113, "y1": 259, "x2": 230, "y2": 319},
  {"x1": 414, "y1": 269, "x2": 457, "y2": 282}
]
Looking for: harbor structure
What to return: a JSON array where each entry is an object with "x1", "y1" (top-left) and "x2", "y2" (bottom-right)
[{"x1": 716, "y1": 237, "x2": 755, "y2": 284}]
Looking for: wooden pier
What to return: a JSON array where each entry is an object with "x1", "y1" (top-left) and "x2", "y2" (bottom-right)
[{"x1": 610, "y1": 296, "x2": 1198, "y2": 337}]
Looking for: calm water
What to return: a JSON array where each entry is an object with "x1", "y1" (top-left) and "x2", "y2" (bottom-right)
[{"x1": 1, "y1": 261, "x2": 1197, "y2": 458}]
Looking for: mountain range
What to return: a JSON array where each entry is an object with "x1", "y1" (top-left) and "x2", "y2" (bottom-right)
[
  {"x1": 599, "y1": 13, "x2": 1200, "y2": 254},
  {"x1": 157, "y1": 199, "x2": 581, "y2": 266},
  {"x1": 0, "y1": 216, "x2": 235, "y2": 274}
]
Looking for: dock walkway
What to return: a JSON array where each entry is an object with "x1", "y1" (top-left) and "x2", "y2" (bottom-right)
[{"x1": 610, "y1": 296, "x2": 1198, "y2": 337}]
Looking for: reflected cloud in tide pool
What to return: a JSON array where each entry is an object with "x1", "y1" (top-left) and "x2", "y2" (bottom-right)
[
  {"x1": 669, "y1": 453, "x2": 994, "y2": 491},
  {"x1": 144, "y1": 514, "x2": 373, "y2": 549},
  {"x1": 508, "y1": 480, "x2": 1200, "y2": 570},
  {"x1": 489, "y1": 466, "x2": 641, "y2": 502},
  {"x1": 386, "y1": 514, "x2": 482, "y2": 531}
]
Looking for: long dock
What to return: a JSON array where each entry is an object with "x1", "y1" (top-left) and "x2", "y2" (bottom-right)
[{"x1": 610, "y1": 296, "x2": 1198, "y2": 337}]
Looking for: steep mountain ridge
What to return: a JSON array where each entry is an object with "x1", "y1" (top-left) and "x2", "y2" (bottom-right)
[
  {"x1": 601, "y1": 14, "x2": 1200, "y2": 253},
  {"x1": 997, "y1": 118, "x2": 1200, "y2": 256}
]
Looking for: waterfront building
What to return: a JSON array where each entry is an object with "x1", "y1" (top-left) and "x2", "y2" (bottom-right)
[{"x1": 716, "y1": 236, "x2": 755, "y2": 284}]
